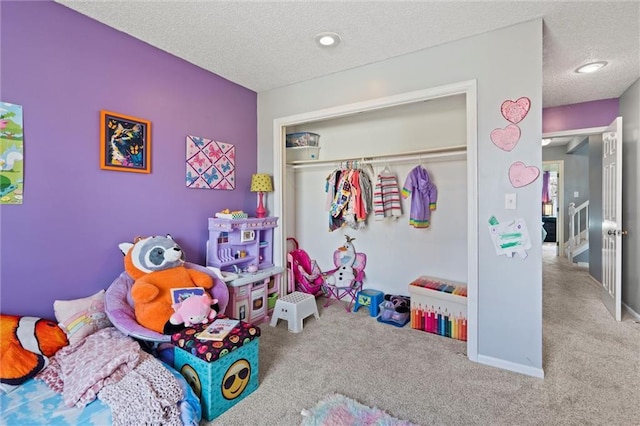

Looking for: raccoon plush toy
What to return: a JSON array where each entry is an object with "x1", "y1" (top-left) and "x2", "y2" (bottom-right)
[{"x1": 119, "y1": 235, "x2": 214, "y2": 334}]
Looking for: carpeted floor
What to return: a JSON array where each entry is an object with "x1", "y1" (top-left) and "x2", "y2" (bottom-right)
[{"x1": 207, "y1": 251, "x2": 640, "y2": 425}]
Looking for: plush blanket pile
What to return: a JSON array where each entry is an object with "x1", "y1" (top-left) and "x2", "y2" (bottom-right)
[{"x1": 37, "y1": 327, "x2": 183, "y2": 425}]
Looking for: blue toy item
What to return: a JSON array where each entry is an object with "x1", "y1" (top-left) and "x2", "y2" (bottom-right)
[
  {"x1": 376, "y1": 295, "x2": 411, "y2": 327},
  {"x1": 353, "y1": 289, "x2": 385, "y2": 317}
]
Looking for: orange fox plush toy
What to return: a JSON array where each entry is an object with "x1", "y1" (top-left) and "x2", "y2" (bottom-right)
[{"x1": 119, "y1": 235, "x2": 213, "y2": 333}]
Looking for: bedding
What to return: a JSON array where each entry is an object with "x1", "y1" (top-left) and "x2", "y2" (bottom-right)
[
  {"x1": 1, "y1": 328, "x2": 202, "y2": 426},
  {"x1": 0, "y1": 358, "x2": 201, "y2": 426}
]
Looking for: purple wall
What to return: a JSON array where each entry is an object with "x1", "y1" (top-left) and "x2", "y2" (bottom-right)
[
  {"x1": 542, "y1": 98, "x2": 619, "y2": 133},
  {"x1": 0, "y1": 1, "x2": 257, "y2": 319}
]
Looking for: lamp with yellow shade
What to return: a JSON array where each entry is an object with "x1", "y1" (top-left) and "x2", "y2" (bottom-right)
[{"x1": 250, "y1": 173, "x2": 273, "y2": 218}]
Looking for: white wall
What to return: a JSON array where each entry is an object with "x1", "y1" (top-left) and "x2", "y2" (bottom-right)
[
  {"x1": 258, "y1": 20, "x2": 543, "y2": 376},
  {"x1": 620, "y1": 78, "x2": 640, "y2": 317}
]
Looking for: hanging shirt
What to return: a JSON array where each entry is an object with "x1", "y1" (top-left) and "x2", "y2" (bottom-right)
[
  {"x1": 401, "y1": 165, "x2": 437, "y2": 228},
  {"x1": 373, "y1": 170, "x2": 402, "y2": 220},
  {"x1": 358, "y1": 170, "x2": 373, "y2": 218},
  {"x1": 325, "y1": 169, "x2": 339, "y2": 211}
]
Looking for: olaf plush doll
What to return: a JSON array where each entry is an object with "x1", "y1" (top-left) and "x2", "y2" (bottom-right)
[{"x1": 325, "y1": 235, "x2": 364, "y2": 288}]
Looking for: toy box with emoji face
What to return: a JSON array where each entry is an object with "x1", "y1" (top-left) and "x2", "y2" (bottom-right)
[{"x1": 171, "y1": 319, "x2": 260, "y2": 421}]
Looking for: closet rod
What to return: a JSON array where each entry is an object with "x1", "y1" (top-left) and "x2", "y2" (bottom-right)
[{"x1": 290, "y1": 145, "x2": 466, "y2": 169}]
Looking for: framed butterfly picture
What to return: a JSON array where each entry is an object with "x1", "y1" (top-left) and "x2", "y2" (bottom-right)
[
  {"x1": 185, "y1": 135, "x2": 236, "y2": 190},
  {"x1": 100, "y1": 110, "x2": 151, "y2": 173}
]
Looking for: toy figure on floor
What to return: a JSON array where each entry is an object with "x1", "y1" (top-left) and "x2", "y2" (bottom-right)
[{"x1": 119, "y1": 235, "x2": 214, "y2": 334}]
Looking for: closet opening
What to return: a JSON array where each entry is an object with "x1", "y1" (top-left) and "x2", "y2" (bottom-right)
[{"x1": 272, "y1": 81, "x2": 478, "y2": 361}]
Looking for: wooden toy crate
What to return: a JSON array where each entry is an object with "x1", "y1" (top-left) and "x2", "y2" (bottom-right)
[{"x1": 408, "y1": 275, "x2": 467, "y2": 341}]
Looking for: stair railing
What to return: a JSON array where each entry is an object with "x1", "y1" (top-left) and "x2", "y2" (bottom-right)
[{"x1": 567, "y1": 200, "x2": 589, "y2": 261}]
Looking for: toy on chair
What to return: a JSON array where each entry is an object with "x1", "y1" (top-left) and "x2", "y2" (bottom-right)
[
  {"x1": 119, "y1": 234, "x2": 216, "y2": 334},
  {"x1": 321, "y1": 235, "x2": 366, "y2": 312},
  {"x1": 105, "y1": 235, "x2": 229, "y2": 343},
  {"x1": 170, "y1": 293, "x2": 218, "y2": 327}
]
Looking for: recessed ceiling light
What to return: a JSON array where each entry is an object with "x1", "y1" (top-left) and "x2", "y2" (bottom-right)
[
  {"x1": 314, "y1": 32, "x2": 341, "y2": 47},
  {"x1": 541, "y1": 138, "x2": 552, "y2": 146},
  {"x1": 575, "y1": 61, "x2": 608, "y2": 74}
]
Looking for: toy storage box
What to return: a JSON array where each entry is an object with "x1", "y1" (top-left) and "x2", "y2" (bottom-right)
[
  {"x1": 172, "y1": 321, "x2": 260, "y2": 421},
  {"x1": 286, "y1": 132, "x2": 321, "y2": 161},
  {"x1": 286, "y1": 146, "x2": 320, "y2": 161},
  {"x1": 408, "y1": 275, "x2": 468, "y2": 341},
  {"x1": 285, "y1": 132, "x2": 320, "y2": 147}
]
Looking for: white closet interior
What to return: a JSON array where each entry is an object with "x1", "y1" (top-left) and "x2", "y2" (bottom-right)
[
  {"x1": 271, "y1": 80, "x2": 479, "y2": 361},
  {"x1": 283, "y1": 94, "x2": 468, "y2": 298}
]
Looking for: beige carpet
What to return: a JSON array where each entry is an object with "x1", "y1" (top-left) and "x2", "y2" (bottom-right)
[{"x1": 208, "y1": 252, "x2": 640, "y2": 425}]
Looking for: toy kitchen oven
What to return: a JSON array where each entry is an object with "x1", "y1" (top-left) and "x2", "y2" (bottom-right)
[{"x1": 223, "y1": 268, "x2": 283, "y2": 323}]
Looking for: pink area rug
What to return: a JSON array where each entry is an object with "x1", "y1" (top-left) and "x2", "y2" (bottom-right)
[{"x1": 300, "y1": 393, "x2": 419, "y2": 426}]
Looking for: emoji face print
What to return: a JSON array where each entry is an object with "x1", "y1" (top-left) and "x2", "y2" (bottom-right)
[
  {"x1": 221, "y1": 359, "x2": 250, "y2": 400},
  {"x1": 180, "y1": 364, "x2": 201, "y2": 398}
]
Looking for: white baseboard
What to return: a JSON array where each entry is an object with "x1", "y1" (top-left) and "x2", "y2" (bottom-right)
[
  {"x1": 586, "y1": 277, "x2": 639, "y2": 321},
  {"x1": 577, "y1": 262, "x2": 589, "y2": 268},
  {"x1": 477, "y1": 354, "x2": 544, "y2": 378},
  {"x1": 586, "y1": 273, "x2": 601, "y2": 290},
  {"x1": 623, "y1": 303, "x2": 640, "y2": 321}
]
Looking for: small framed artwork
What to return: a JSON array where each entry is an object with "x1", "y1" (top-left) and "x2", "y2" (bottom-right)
[
  {"x1": 100, "y1": 110, "x2": 151, "y2": 173},
  {"x1": 241, "y1": 230, "x2": 255, "y2": 242}
]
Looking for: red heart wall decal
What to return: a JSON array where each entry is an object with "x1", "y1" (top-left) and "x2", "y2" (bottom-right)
[
  {"x1": 509, "y1": 161, "x2": 540, "y2": 188},
  {"x1": 490, "y1": 124, "x2": 521, "y2": 152},
  {"x1": 501, "y1": 97, "x2": 531, "y2": 124}
]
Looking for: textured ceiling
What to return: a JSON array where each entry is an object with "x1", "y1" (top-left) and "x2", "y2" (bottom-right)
[{"x1": 56, "y1": 1, "x2": 639, "y2": 108}]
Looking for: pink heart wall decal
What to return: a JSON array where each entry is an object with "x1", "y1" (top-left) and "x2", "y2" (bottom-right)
[
  {"x1": 490, "y1": 124, "x2": 521, "y2": 151},
  {"x1": 509, "y1": 161, "x2": 540, "y2": 188},
  {"x1": 501, "y1": 97, "x2": 531, "y2": 124}
]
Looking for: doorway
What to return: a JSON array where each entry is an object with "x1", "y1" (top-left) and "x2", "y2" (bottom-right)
[{"x1": 542, "y1": 160, "x2": 563, "y2": 257}]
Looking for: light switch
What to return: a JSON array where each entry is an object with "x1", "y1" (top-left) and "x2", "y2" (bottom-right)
[
  {"x1": 574, "y1": 191, "x2": 579, "y2": 198},
  {"x1": 505, "y1": 193, "x2": 516, "y2": 209}
]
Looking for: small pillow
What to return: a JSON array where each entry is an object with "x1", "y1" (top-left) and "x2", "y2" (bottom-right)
[
  {"x1": 0, "y1": 314, "x2": 69, "y2": 392},
  {"x1": 54, "y1": 290, "x2": 112, "y2": 345}
]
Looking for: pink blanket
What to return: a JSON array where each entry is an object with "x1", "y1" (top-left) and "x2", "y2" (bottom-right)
[{"x1": 38, "y1": 327, "x2": 140, "y2": 408}]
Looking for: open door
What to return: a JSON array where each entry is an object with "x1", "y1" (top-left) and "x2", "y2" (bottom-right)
[{"x1": 601, "y1": 117, "x2": 625, "y2": 321}]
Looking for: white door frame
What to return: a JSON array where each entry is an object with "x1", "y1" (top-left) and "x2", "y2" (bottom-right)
[
  {"x1": 272, "y1": 80, "x2": 479, "y2": 362},
  {"x1": 542, "y1": 160, "x2": 564, "y2": 256},
  {"x1": 543, "y1": 126, "x2": 607, "y2": 257}
]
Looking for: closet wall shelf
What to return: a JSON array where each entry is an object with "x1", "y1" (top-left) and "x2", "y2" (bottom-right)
[{"x1": 289, "y1": 144, "x2": 466, "y2": 169}]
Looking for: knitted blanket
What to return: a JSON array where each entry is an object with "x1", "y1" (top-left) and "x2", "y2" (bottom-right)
[
  {"x1": 37, "y1": 327, "x2": 140, "y2": 407},
  {"x1": 37, "y1": 327, "x2": 184, "y2": 425},
  {"x1": 98, "y1": 351, "x2": 183, "y2": 426}
]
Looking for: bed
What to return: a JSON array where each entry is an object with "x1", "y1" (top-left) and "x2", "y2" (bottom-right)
[
  {"x1": 1, "y1": 262, "x2": 229, "y2": 426},
  {"x1": 1, "y1": 359, "x2": 201, "y2": 426}
]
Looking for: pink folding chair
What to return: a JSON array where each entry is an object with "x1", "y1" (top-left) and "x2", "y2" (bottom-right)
[
  {"x1": 287, "y1": 238, "x2": 325, "y2": 297},
  {"x1": 321, "y1": 236, "x2": 366, "y2": 312}
]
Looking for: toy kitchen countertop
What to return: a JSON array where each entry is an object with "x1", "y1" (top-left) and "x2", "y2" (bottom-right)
[{"x1": 225, "y1": 266, "x2": 284, "y2": 287}]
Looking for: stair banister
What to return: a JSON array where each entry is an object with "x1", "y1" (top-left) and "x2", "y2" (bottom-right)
[{"x1": 567, "y1": 200, "x2": 589, "y2": 262}]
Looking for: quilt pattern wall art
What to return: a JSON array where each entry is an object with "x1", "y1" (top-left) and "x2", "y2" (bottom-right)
[{"x1": 186, "y1": 135, "x2": 236, "y2": 190}]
